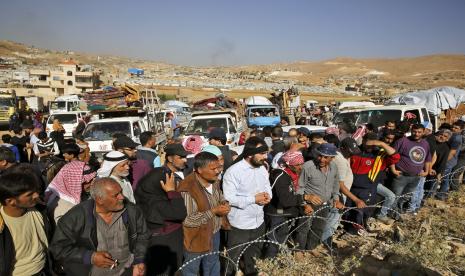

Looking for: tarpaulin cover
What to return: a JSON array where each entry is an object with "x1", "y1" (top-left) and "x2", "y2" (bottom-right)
[{"x1": 389, "y1": 86, "x2": 465, "y2": 115}]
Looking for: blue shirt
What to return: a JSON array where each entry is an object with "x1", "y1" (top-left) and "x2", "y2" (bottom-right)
[{"x1": 223, "y1": 159, "x2": 272, "y2": 229}]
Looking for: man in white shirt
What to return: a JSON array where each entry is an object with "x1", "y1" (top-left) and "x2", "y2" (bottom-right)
[{"x1": 223, "y1": 136, "x2": 272, "y2": 276}]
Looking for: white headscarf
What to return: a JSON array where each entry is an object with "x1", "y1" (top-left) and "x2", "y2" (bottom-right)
[{"x1": 97, "y1": 151, "x2": 128, "y2": 178}]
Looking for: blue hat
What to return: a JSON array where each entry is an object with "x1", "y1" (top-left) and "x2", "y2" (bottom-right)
[
  {"x1": 315, "y1": 143, "x2": 338, "y2": 157},
  {"x1": 201, "y1": 145, "x2": 222, "y2": 156}
]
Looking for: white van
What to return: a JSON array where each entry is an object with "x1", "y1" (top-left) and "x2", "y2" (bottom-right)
[
  {"x1": 355, "y1": 104, "x2": 431, "y2": 129},
  {"x1": 46, "y1": 111, "x2": 88, "y2": 137}
]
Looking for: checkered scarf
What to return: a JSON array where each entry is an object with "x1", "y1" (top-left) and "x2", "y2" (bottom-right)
[{"x1": 48, "y1": 160, "x2": 96, "y2": 205}]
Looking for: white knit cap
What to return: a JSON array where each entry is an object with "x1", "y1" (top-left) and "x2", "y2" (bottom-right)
[{"x1": 97, "y1": 151, "x2": 128, "y2": 177}]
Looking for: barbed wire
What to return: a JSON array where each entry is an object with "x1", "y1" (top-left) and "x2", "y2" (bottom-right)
[{"x1": 176, "y1": 169, "x2": 465, "y2": 275}]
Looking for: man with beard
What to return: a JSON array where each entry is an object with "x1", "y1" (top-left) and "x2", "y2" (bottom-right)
[
  {"x1": 296, "y1": 143, "x2": 342, "y2": 250},
  {"x1": 134, "y1": 143, "x2": 189, "y2": 276},
  {"x1": 178, "y1": 152, "x2": 230, "y2": 275},
  {"x1": 265, "y1": 150, "x2": 311, "y2": 258},
  {"x1": 113, "y1": 136, "x2": 151, "y2": 189},
  {"x1": 97, "y1": 151, "x2": 136, "y2": 203},
  {"x1": 0, "y1": 172, "x2": 52, "y2": 276},
  {"x1": 223, "y1": 137, "x2": 272, "y2": 276},
  {"x1": 50, "y1": 177, "x2": 149, "y2": 276},
  {"x1": 343, "y1": 133, "x2": 400, "y2": 234},
  {"x1": 391, "y1": 124, "x2": 431, "y2": 213}
]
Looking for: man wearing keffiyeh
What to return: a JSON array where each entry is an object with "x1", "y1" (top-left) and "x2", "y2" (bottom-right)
[
  {"x1": 265, "y1": 150, "x2": 313, "y2": 257},
  {"x1": 46, "y1": 157, "x2": 96, "y2": 223}
]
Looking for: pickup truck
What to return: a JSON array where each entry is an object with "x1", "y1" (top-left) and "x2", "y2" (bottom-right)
[
  {"x1": 184, "y1": 110, "x2": 244, "y2": 146},
  {"x1": 82, "y1": 109, "x2": 166, "y2": 160}
]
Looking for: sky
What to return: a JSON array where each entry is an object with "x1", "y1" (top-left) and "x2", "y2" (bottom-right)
[{"x1": 1, "y1": 0, "x2": 464, "y2": 66}]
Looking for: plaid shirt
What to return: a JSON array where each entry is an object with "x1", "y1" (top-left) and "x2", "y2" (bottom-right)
[{"x1": 180, "y1": 177, "x2": 224, "y2": 234}]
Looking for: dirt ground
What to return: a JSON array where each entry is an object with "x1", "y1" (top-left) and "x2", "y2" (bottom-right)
[{"x1": 255, "y1": 186, "x2": 465, "y2": 275}]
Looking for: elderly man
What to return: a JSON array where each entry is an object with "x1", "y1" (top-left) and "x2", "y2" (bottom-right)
[
  {"x1": 178, "y1": 152, "x2": 230, "y2": 276},
  {"x1": 113, "y1": 135, "x2": 151, "y2": 189},
  {"x1": 98, "y1": 150, "x2": 135, "y2": 203},
  {"x1": 50, "y1": 177, "x2": 150, "y2": 276},
  {"x1": 223, "y1": 136, "x2": 272, "y2": 276},
  {"x1": 296, "y1": 143, "x2": 342, "y2": 250}
]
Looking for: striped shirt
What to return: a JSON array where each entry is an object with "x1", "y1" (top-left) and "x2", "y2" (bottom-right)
[{"x1": 180, "y1": 177, "x2": 224, "y2": 234}]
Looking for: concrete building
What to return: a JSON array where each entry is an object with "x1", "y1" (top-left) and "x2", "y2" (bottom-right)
[{"x1": 29, "y1": 60, "x2": 100, "y2": 96}]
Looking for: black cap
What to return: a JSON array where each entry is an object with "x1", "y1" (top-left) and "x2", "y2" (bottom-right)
[
  {"x1": 297, "y1": 127, "x2": 310, "y2": 137},
  {"x1": 208, "y1": 127, "x2": 227, "y2": 140},
  {"x1": 165, "y1": 143, "x2": 189, "y2": 157},
  {"x1": 113, "y1": 136, "x2": 139, "y2": 150},
  {"x1": 340, "y1": 137, "x2": 361, "y2": 155}
]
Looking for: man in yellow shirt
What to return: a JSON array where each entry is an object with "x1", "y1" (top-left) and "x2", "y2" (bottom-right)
[{"x1": 0, "y1": 169, "x2": 52, "y2": 276}]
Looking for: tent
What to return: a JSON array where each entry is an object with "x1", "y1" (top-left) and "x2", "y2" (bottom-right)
[
  {"x1": 388, "y1": 86, "x2": 465, "y2": 115},
  {"x1": 164, "y1": 100, "x2": 189, "y2": 108}
]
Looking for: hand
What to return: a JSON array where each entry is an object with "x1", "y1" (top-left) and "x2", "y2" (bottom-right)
[
  {"x1": 255, "y1": 192, "x2": 268, "y2": 205},
  {"x1": 418, "y1": 170, "x2": 428, "y2": 177},
  {"x1": 262, "y1": 193, "x2": 271, "y2": 204},
  {"x1": 303, "y1": 204, "x2": 313, "y2": 215},
  {"x1": 92, "y1": 251, "x2": 115, "y2": 268},
  {"x1": 133, "y1": 263, "x2": 145, "y2": 276},
  {"x1": 429, "y1": 169, "x2": 437, "y2": 176},
  {"x1": 304, "y1": 194, "x2": 323, "y2": 205},
  {"x1": 334, "y1": 200, "x2": 345, "y2": 209},
  {"x1": 160, "y1": 173, "x2": 176, "y2": 192},
  {"x1": 212, "y1": 204, "x2": 230, "y2": 216},
  {"x1": 391, "y1": 168, "x2": 402, "y2": 177},
  {"x1": 354, "y1": 199, "x2": 367, "y2": 209}
]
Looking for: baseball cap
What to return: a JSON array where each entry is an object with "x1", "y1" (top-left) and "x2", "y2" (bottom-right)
[
  {"x1": 113, "y1": 136, "x2": 139, "y2": 149},
  {"x1": 165, "y1": 143, "x2": 189, "y2": 157},
  {"x1": 315, "y1": 143, "x2": 338, "y2": 157},
  {"x1": 297, "y1": 127, "x2": 310, "y2": 137}
]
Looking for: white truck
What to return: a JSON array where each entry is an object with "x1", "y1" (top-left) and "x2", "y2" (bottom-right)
[
  {"x1": 49, "y1": 95, "x2": 87, "y2": 114},
  {"x1": 355, "y1": 104, "x2": 432, "y2": 129},
  {"x1": 25, "y1": 96, "x2": 44, "y2": 112},
  {"x1": 81, "y1": 109, "x2": 166, "y2": 160},
  {"x1": 184, "y1": 110, "x2": 244, "y2": 146}
]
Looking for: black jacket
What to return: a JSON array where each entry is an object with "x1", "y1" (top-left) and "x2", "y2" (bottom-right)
[
  {"x1": 0, "y1": 204, "x2": 53, "y2": 276},
  {"x1": 134, "y1": 167, "x2": 187, "y2": 232},
  {"x1": 265, "y1": 169, "x2": 304, "y2": 218},
  {"x1": 49, "y1": 199, "x2": 150, "y2": 276}
]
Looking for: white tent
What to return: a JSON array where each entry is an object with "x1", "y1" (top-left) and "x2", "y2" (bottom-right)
[
  {"x1": 164, "y1": 100, "x2": 189, "y2": 108},
  {"x1": 389, "y1": 86, "x2": 465, "y2": 115},
  {"x1": 245, "y1": 96, "x2": 273, "y2": 106}
]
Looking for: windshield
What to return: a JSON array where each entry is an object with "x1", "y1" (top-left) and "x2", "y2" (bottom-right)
[
  {"x1": 357, "y1": 110, "x2": 402, "y2": 128},
  {"x1": 0, "y1": 97, "x2": 14, "y2": 106},
  {"x1": 48, "y1": 114, "x2": 78, "y2": 124},
  {"x1": 249, "y1": 107, "x2": 278, "y2": 117},
  {"x1": 50, "y1": 101, "x2": 66, "y2": 110},
  {"x1": 82, "y1": 122, "x2": 131, "y2": 141},
  {"x1": 186, "y1": 118, "x2": 227, "y2": 135},
  {"x1": 334, "y1": 111, "x2": 359, "y2": 125}
]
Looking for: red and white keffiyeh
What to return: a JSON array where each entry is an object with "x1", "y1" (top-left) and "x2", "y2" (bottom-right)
[{"x1": 48, "y1": 160, "x2": 96, "y2": 205}]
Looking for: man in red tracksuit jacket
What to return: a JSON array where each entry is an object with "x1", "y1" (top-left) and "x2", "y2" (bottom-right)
[{"x1": 344, "y1": 133, "x2": 400, "y2": 235}]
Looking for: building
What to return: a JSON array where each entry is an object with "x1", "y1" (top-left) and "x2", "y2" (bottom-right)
[{"x1": 29, "y1": 60, "x2": 100, "y2": 96}]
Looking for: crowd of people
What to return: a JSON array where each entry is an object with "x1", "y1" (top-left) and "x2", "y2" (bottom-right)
[{"x1": 1, "y1": 114, "x2": 465, "y2": 276}]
